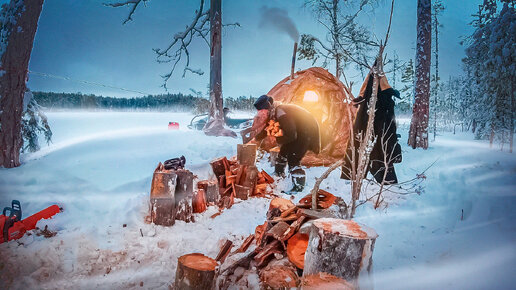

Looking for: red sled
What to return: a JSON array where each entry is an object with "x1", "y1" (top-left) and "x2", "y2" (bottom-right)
[
  {"x1": 168, "y1": 122, "x2": 179, "y2": 130},
  {"x1": 0, "y1": 200, "x2": 61, "y2": 243}
]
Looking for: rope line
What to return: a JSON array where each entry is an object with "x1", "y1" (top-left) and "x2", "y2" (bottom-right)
[{"x1": 28, "y1": 70, "x2": 151, "y2": 96}]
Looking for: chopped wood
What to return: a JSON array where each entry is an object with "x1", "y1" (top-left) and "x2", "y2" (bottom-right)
[
  {"x1": 222, "y1": 157, "x2": 231, "y2": 171},
  {"x1": 261, "y1": 170, "x2": 275, "y2": 184},
  {"x1": 265, "y1": 221, "x2": 290, "y2": 242},
  {"x1": 192, "y1": 189, "x2": 207, "y2": 214},
  {"x1": 197, "y1": 179, "x2": 219, "y2": 205},
  {"x1": 286, "y1": 232, "x2": 309, "y2": 269},
  {"x1": 254, "y1": 221, "x2": 270, "y2": 247},
  {"x1": 267, "y1": 198, "x2": 295, "y2": 220},
  {"x1": 280, "y1": 206, "x2": 298, "y2": 218},
  {"x1": 235, "y1": 234, "x2": 255, "y2": 253},
  {"x1": 234, "y1": 184, "x2": 252, "y2": 200},
  {"x1": 149, "y1": 170, "x2": 177, "y2": 226},
  {"x1": 271, "y1": 214, "x2": 299, "y2": 223},
  {"x1": 216, "y1": 240, "x2": 233, "y2": 264},
  {"x1": 298, "y1": 208, "x2": 335, "y2": 220},
  {"x1": 254, "y1": 183, "x2": 268, "y2": 196},
  {"x1": 254, "y1": 240, "x2": 283, "y2": 267},
  {"x1": 210, "y1": 211, "x2": 222, "y2": 219},
  {"x1": 298, "y1": 189, "x2": 337, "y2": 209},
  {"x1": 175, "y1": 253, "x2": 217, "y2": 290},
  {"x1": 300, "y1": 273, "x2": 354, "y2": 290},
  {"x1": 210, "y1": 157, "x2": 228, "y2": 178},
  {"x1": 280, "y1": 216, "x2": 306, "y2": 242},
  {"x1": 259, "y1": 262, "x2": 299, "y2": 289},
  {"x1": 226, "y1": 174, "x2": 237, "y2": 186},
  {"x1": 237, "y1": 143, "x2": 257, "y2": 166},
  {"x1": 235, "y1": 165, "x2": 245, "y2": 185},
  {"x1": 220, "y1": 249, "x2": 258, "y2": 275},
  {"x1": 242, "y1": 165, "x2": 258, "y2": 190},
  {"x1": 218, "y1": 175, "x2": 226, "y2": 189}
]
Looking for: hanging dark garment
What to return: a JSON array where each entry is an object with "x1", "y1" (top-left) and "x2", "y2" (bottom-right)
[{"x1": 341, "y1": 74, "x2": 402, "y2": 184}]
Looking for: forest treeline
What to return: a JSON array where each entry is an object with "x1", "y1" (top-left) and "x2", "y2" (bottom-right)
[{"x1": 32, "y1": 92, "x2": 257, "y2": 113}]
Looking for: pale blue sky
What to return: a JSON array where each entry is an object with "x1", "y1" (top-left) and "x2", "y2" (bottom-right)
[{"x1": 13, "y1": 0, "x2": 480, "y2": 98}]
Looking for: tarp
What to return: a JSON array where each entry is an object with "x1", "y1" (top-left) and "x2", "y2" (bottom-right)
[{"x1": 266, "y1": 67, "x2": 355, "y2": 167}]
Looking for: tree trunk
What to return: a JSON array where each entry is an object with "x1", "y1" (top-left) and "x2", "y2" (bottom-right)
[
  {"x1": 408, "y1": 0, "x2": 431, "y2": 149},
  {"x1": 332, "y1": 0, "x2": 340, "y2": 79},
  {"x1": 303, "y1": 218, "x2": 377, "y2": 287},
  {"x1": 203, "y1": 0, "x2": 235, "y2": 137},
  {"x1": 0, "y1": 0, "x2": 45, "y2": 168},
  {"x1": 174, "y1": 253, "x2": 217, "y2": 290}
]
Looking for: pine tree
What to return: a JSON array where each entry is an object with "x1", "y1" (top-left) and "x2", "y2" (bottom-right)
[
  {"x1": 399, "y1": 58, "x2": 415, "y2": 114},
  {"x1": 21, "y1": 90, "x2": 52, "y2": 152}
]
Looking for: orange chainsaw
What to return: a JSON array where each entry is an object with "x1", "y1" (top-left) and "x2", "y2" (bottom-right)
[{"x1": 0, "y1": 200, "x2": 61, "y2": 243}]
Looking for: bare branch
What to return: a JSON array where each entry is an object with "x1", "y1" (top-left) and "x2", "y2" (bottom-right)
[{"x1": 103, "y1": 0, "x2": 149, "y2": 25}]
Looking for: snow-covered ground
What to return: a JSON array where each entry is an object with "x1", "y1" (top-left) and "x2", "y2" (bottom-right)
[{"x1": 1, "y1": 112, "x2": 515, "y2": 289}]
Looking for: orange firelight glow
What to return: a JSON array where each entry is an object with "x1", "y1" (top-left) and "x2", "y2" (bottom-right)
[{"x1": 303, "y1": 90, "x2": 319, "y2": 102}]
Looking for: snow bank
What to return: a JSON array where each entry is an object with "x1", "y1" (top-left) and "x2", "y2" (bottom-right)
[{"x1": 0, "y1": 112, "x2": 515, "y2": 289}]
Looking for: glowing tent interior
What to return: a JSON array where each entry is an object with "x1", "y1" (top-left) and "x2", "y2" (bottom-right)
[{"x1": 266, "y1": 67, "x2": 355, "y2": 167}]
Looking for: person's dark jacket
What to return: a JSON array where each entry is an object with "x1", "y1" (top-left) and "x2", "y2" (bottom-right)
[
  {"x1": 255, "y1": 104, "x2": 320, "y2": 154},
  {"x1": 342, "y1": 75, "x2": 401, "y2": 184}
]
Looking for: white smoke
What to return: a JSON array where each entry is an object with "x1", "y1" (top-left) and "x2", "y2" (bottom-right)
[{"x1": 259, "y1": 6, "x2": 299, "y2": 42}]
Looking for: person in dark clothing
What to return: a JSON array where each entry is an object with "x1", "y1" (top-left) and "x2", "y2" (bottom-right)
[
  {"x1": 341, "y1": 74, "x2": 402, "y2": 184},
  {"x1": 243, "y1": 95, "x2": 320, "y2": 192}
]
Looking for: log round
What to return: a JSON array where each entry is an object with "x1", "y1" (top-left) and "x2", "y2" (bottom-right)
[
  {"x1": 175, "y1": 253, "x2": 217, "y2": 290},
  {"x1": 303, "y1": 218, "x2": 378, "y2": 286},
  {"x1": 287, "y1": 232, "x2": 309, "y2": 269},
  {"x1": 300, "y1": 272, "x2": 354, "y2": 290},
  {"x1": 259, "y1": 262, "x2": 300, "y2": 289}
]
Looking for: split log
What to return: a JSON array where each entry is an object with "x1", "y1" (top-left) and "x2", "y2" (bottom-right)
[
  {"x1": 192, "y1": 189, "x2": 207, "y2": 214},
  {"x1": 216, "y1": 240, "x2": 233, "y2": 264},
  {"x1": 174, "y1": 169, "x2": 194, "y2": 222},
  {"x1": 234, "y1": 184, "x2": 252, "y2": 200},
  {"x1": 197, "y1": 180, "x2": 219, "y2": 205},
  {"x1": 235, "y1": 234, "x2": 255, "y2": 253},
  {"x1": 149, "y1": 170, "x2": 177, "y2": 226},
  {"x1": 300, "y1": 273, "x2": 354, "y2": 290},
  {"x1": 254, "y1": 240, "x2": 283, "y2": 267},
  {"x1": 265, "y1": 221, "x2": 290, "y2": 246},
  {"x1": 210, "y1": 157, "x2": 229, "y2": 178},
  {"x1": 267, "y1": 198, "x2": 295, "y2": 220},
  {"x1": 287, "y1": 232, "x2": 309, "y2": 269},
  {"x1": 261, "y1": 170, "x2": 275, "y2": 184},
  {"x1": 242, "y1": 165, "x2": 258, "y2": 190},
  {"x1": 235, "y1": 165, "x2": 246, "y2": 185},
  {"x1": 303, "y1": 218, "x2": 378, "y2": 286},
  {"x1": 255, "y1": 221, "x2": 272, "y2": 247},
  {"x1": 175, "y1": 253, "x2": 217, "y2": 290},
  {"x1": 268, "y1": 146, "x2": 280, "y2": 167},
  {"x1": 280, "y1": 216, "x2": 306, "y2": 242},
  {"x1": 298, "y1": 208, "x2": 335, "y2": 220},
  {"x1": 298, "y1": 190, "x2": 337, "y2": 209},
  {"x1": 259, "y1": 259, "x2": 300, "y2": 289},
  {"x1": 237, "y1": 143, "x2": 257, "y2": 166}
]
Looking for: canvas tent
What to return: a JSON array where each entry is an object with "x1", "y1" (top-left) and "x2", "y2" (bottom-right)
[{"x1": 266, "y1": 67, "x2": 355, "y2": 166}]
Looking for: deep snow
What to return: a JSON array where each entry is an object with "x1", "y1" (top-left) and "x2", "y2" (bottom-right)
[{"x1": 0, "y1": 112, "x2": 515, "y2": 289}]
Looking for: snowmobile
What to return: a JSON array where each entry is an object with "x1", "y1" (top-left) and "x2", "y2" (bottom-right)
[{"x1": 187, "y1": 108, "x2": 253, "y2": 130}]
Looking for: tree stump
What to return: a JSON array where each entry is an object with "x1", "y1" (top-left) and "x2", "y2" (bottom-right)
[
  {"x1": 175, "y1": 253, "x2": 217, "y2": 290},
  {"x1": 197, "y1": 179, "x2": 219, "y2": 205},
  {"x1": 237, "y1": 143, "x2": 257, "y2": 166},
  {"x1": 303, "y1": 218, "x2": 378, "y2": 286},
  {"x1": 149, "y1": 171, "x2": 177, "y2": 226},
  {"x1": 300, "y1": 273, "x2": 354, "y2": 290}
]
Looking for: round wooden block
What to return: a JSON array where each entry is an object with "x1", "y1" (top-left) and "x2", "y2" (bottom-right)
[
  {"x1": 301, "y1": 272, "x2": 354, "y2": 290},
  {"x1": 175, "y1": 253, "x2": 217, "y2": 290}
]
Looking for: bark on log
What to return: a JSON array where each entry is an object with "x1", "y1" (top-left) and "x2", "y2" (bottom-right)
[
  {"x1": 259, "y1": 259, "x2": 300, "y2": 289},
  {"x1": 300, "y1": 273, "x2": 354, "y2": 290},
  {"x1": 254, "y1": 240, "x2": 282, "y2": 267},
  {"x1": 210, "y1": 157, "x2": 229, "y2": 178},
  {"x1": 234, "y1": 184, "x2": 251, "y2": 200},
  {"x1": 0, "y1": 0, "x2": 45, "y2": 168},
  {"x1": 265, "y1": 221, "x2": 290, "y2": 246},
  {"x1": 237, "y1": 143, "x2": 257, "y2": 166},
  {"x1": 192, "y1": 189, "x2": 207, "y2": 214},
  {"x1": 268, "y1": 146, "x2": 280, "y2": 167},
  {"x1": 174, "y1": 169, "x2": 194, "y2": 222},
  {"x1": 149, "y1": 171, "x2": 177, "y2": 226},
  {"x1": 175, "y1": 253, "x2": 217, "y2": 290},
  {"x1": 303, "y1": 218, "x2": 378, "y2": 286},
  {"x1": 197, "y1": 179, "x2": 219, "y2": 205}
]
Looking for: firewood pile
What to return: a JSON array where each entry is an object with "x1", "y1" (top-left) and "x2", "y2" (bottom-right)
[
  {"x1": 213, "y1": 191, "x2": 355, "y2": 289},
  {"x1": 204, "y1": 144, "x2": 276, "y2": 213}
]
